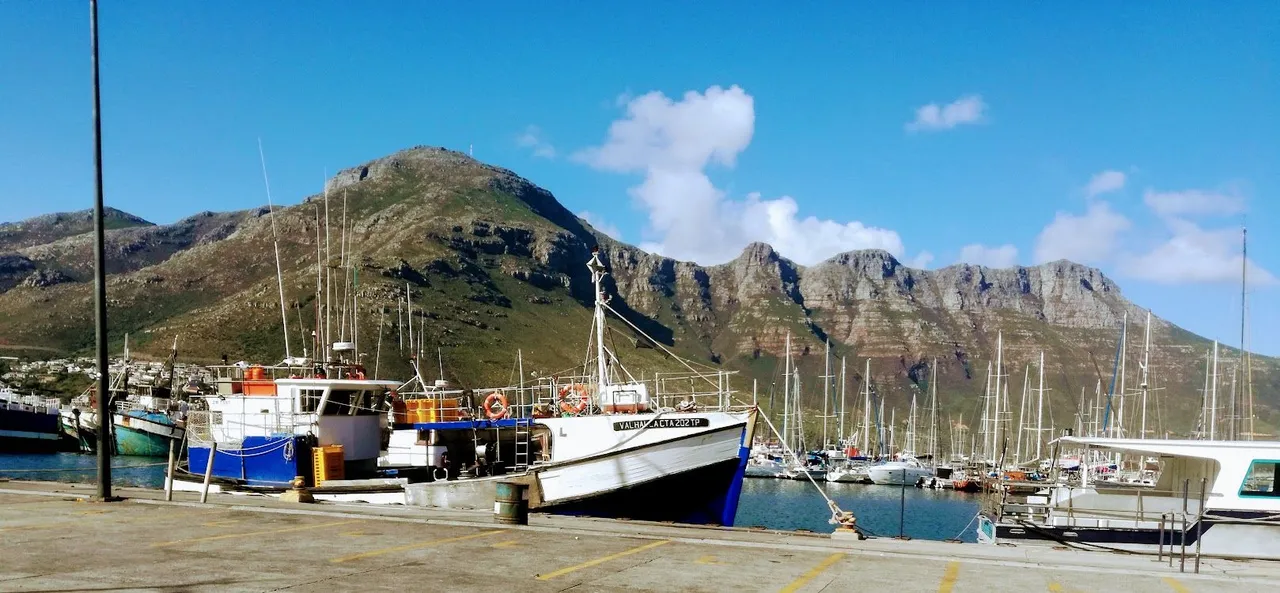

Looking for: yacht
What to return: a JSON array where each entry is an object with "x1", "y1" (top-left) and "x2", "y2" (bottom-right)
[
  {"x1": 867, "y1": 454, "x2": 934, "y2": 485},
  {"x1": 978, "y1": 436, "x2": 1280, "y2": 560}
]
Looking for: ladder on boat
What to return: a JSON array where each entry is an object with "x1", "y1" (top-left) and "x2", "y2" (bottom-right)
[{"x1": 512, "y1": 417, "x2": 533, "y2": 472}]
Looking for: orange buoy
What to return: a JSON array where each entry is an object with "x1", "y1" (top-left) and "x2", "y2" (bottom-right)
[
  {"x1": 482, "y1": 392, "x2": 509, "y2": 420},
  {"x1": 557, "y1": 384, "x2": 590, "y2": 415}
]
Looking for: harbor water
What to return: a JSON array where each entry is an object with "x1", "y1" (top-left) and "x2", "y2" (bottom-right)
[{"x1": 0, "y1": 453, "x2": 980, "y2": 541}]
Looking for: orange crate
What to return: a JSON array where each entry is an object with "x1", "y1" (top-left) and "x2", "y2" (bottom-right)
[{"x1": 312, "y1": 444, "x2": 344, "y2": 484}]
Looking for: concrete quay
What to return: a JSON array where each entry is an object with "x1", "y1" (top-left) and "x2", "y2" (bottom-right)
[{"x1": 0, "y1": 480, "x2": 1273, "y2": 592}]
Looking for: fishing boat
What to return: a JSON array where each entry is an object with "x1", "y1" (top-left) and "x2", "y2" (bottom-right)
[
  {"x1": 176, "y1": 249, "x2": 758, "y2": 527},
  {"x1": 978, "y1": 437, "x2": 1280, "y2": 560},
  {"x1": 112, "y1": 392, "x2": 186, "y2": 457},
  {"x1": 0, "y1": 388, "x2": 67, "y2": 453}
]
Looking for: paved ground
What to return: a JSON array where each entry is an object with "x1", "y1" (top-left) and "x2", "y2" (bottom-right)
[{"x1": 0, "y1": 480, "x2": 1273, "y2": 592}]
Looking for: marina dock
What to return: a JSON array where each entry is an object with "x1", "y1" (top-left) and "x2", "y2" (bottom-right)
[{"x1": 0, "y1": 481, "x2": 1272, "y2": 592}]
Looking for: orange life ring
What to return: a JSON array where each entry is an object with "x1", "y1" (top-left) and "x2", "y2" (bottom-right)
[
  {"x1": 558, "y1": 384, "x2": 590, "y2": 415},
  {"x1": 482, "y1": 392, "x2": 509, "y2": 420}
]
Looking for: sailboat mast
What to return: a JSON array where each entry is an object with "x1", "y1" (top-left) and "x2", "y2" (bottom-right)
[
  {"x1": 822, "y1": 340, "x2": 830, "y2": 449},
  {"x1": 323, "y1": 175, "x2": 332, "y2": 359},
  {"x1": 1200, "y1": 351, "x2": 1211, "y2": 439},
  {"x1": 1140, "y1": 311, "x2": 1151, "y2": 440},
  {"x1": 1016, "y1": 365, "x2": 1029, "y2": 465},
  {"x1": 839, "y1": 356, "x2": 847, "y2": 448},
  {"x1": 993, "y1": 332, "x2": 1003, "y2": 462},
  {"x1": 982, "y1": 361, "x2": 993, "y2": 462},
  {"x1": 1036, "y1": 352, "x2": 1045, "y2": 459},
  {"x1": 1209, "y1": 341, "x2": 1219, "y2": 440},
  {"x1": 862, "y1": 358, "x2": 871, "y2": 453},
  {"x1": 779, "y1": 339, "x2": 792, "y2": 450},
  {"x1": 1241, "y1": 226, "x2": 1253, "y2": 440},
  {"x1": 929, "y1": 359, "x2": 938, "y2": 462},
  {"x1": 1117, "y1": 313, "x2": 1128, "y2": 438}
]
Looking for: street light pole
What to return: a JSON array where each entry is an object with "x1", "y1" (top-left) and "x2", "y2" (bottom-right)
[{"x1": 90, "y1": 0, "x2": 113, "y2": 501}]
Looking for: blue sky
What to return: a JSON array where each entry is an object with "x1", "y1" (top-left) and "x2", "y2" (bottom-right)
[{"x1": 1, "y1": 2, "x2": 1277, "y2": 354}]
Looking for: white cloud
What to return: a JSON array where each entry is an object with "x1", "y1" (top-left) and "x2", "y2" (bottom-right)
[
  {"x1": 1119, "y1": 218, "x2": 1275, "y2": 285},
  {"x1": 957, "y1": 244, "x2": 1018, "y2": 268},
  {"x1": 1143, "y1": 188, "x2": 1244, "y2": 217},
  {"x1": 516, "y1": 125, "x2": 556, "y2": 159},
  {"x1": 908, "y1": 251, "x2": 935, "y2": 269},
  {"x1": 905, "y1": 95, "x2": 986, "y2": 132},
  {"x1": 1085, "y1": 170, "x2": 1126, "y2": 197},
  {"x1": 576, "y1": 85, "x2": 904, "y2": 265},
  {"x1": 578, "y1": 210, "x2": 621, "y2": 240},
  {"x1": 1034, "y1": 201, "x2": 1131, "y2": 264}
]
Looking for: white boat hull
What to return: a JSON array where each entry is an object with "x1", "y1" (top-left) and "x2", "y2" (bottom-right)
[{"x1": 868, "y1": 465, "x2": 934, "y2": 485}]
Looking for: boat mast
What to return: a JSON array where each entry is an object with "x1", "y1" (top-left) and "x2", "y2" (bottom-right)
[
  {"x1": 1240, "y1": 226, "x2": 1253, "y2": 440},
  {"x1": 258, "y1": 139, "x2": 291, "y2": 362},
  {"x1": 929, "y1": 359, "x2": 938, "y2": 462},
  {"x1": 324, "y1": 175, "x2": 332, "y2": 360},
  {"x1": 1035, "y1": 352, "x2": 1045, "y2": 459},
  {"x1": 1140, "y1": 311, "x2": 1151, "y2": 440},
  {"x1": 862, "y1": 358, "x2": 871, "y2": 454},
  {"x1": 1016, "y1": 365, "x2": 1029, "y2": 465},
  {"x1": 981, "y1": 361, "x2": 992, "y2": 462},
  {"x1": 314, "y1": 206, "x2": 323, "y2": 360},
  {"x1": 783, "y1": 333, "x2": 792, "y2": 453},
  {"x1": 992, "y1": 332, "x2": 1003, "y2": 464},
  {"x1": 907, "y1": 391, "x2": 917, "y2": 455},
  {"x1": 1209, "y1": 340, "x2": 1219, "y2": 440},
  {"x1": 588, "y1": 248, "x2": 609, "y2": 392},
  {"x1": 839, "y1": 356, "x2": 847, "y2": 449},
  {"x1": 1199, "y1": 351, "x2": 1210, "y2": 439},
  {"x1": 822, "y1": 339, "x2": 830, "y2": 449}
]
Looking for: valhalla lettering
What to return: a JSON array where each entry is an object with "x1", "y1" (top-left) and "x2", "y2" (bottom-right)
[{"x1": 612, "y1": 417, "x2": 711, "y2": 431}]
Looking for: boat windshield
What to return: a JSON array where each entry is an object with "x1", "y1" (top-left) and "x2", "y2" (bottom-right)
[{"x1": 322, "y1": 389, "x2": 385, "y2": 416}]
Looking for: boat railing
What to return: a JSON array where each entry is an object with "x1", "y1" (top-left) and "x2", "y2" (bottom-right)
[
  {"x1": 0, "y1": 392, "x2": 60, "y2": 415},
  {"x1": 207, "y1": 362, "x2": 369, "y2": 383},
  {"x1": 994, "y1": 482, "x2": 1213, "y2": 530},
  {"x1": 186, "y1": 405, "x2": 316, "y2": 449}
]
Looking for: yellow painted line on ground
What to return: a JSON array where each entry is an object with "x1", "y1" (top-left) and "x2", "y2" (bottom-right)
[
  {"x1": 151, "y1": 519, "x2": 358, "y2": 548},
  {"x1": 937, "y1": 561, "x2": 960, "y2": 593},
  {"x1": 694, "y1": 555, "x2": 724, "y2": 565},
  {"x1": 1048, "y1": 583, "x2": 1063, "y2": 592},
  {"x1": 331, "y1": 529, "x2": 503, "y2": 563},
  {"x1": 339, "y1": 531, "x2": 369, "y2": 537},
  {"x1": 200, "y1": 520, "x2": 242, "y2": 527},
  {"x1": 492, "y1": 539, "x2": 520, "y2": 548},
  {"x1": 779, "y1": 552, "x2": 845, "y2": 593},
  {"x1": 1162, "y1": 577, "x2": 1191, "y2": 593},
  {"x1": 536, "y1": 540, "x2": 672, "y2": 580}
]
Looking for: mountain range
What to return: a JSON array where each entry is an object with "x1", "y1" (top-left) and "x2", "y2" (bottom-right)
[{"x1": 0, "y1": 146, "x2": 1273, "y2": 443}]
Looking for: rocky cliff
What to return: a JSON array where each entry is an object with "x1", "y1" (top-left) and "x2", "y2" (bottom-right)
[{"x1": 0, "y1": 146, "x2": 1272, "y2": 439}]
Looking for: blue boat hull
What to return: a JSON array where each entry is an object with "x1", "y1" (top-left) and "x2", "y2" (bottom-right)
[{"x1": 188, "y1": 436, "x2": 312, "y2": 486}]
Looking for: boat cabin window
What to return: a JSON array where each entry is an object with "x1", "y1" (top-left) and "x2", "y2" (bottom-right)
[
  {"x1": 1240, "y1": 460, "x2": 1279, "y2": 497},
  {"x1": 321, "y1": 389, "x2": 382, "y2": 416},
  {"x1": 299, "y1": 389, "x2": 324, "y2": 413}
]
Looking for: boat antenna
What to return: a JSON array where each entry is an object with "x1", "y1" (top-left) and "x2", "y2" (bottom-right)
[
  {"x1": 437, "y1": 347, "x2": 444, "y2": 382},
  {"x1": 258, "y1": 138, "x2": 291, "y2": 362}
]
